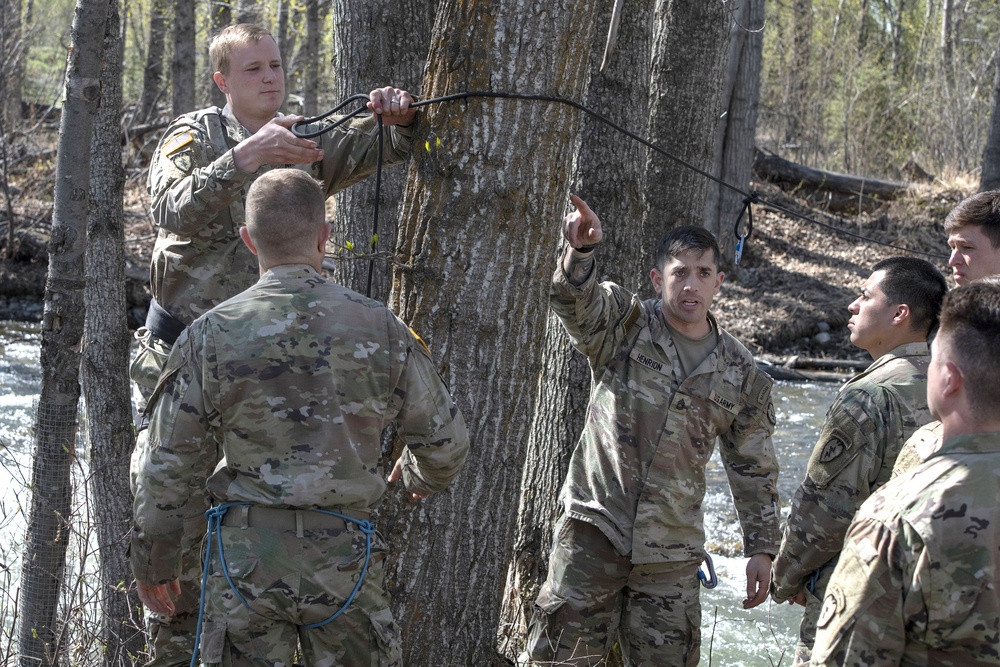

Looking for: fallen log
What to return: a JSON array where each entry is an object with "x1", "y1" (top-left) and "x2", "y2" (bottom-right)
[{"x1": 753, "y1": 149, "x2": 911, "y2": 211}]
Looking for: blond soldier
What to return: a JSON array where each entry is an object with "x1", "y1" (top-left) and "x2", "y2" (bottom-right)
[
  {"x1": 523, "y1": 196, "x2": 780, "y2": 666},
  {"x1": 893, "y1": 190, "x2": 1000, "y2": 477},
  {"x1": 129, "y1": 24, "x2": 418, "y2": 666},
  {"x1": 131, "y1": 169, "x2": 470, "y2": 666},
  {"x1": 771, "y1": 257, "x2": 946, "y2": 666},
  {"x1": 812, "y1": 279, "x2": 1000, "y2": 666}
]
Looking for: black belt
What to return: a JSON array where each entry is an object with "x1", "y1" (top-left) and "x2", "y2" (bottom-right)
[
  {"x1": 219, "y1": 505, "x2": 371, "y2": 532},
  {"x1": 144, "y1": 297, "x2": 188, "y2": 345}
]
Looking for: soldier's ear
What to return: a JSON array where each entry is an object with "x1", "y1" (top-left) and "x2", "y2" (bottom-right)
[
  {"x1": 316, "y1": 223, "x2": 332, "y2": 254},
  {"x1": 239, "y1": 226, "x2": 259, "y2": 256},
  {"x1": 893, "y1": 303, "x2": 910, "y2": 326},
  {"x1": 213, "y1": 71, "x2": 229, "y2": 94}
]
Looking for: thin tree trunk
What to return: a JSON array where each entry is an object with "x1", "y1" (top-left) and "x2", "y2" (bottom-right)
[
  {"x1": 496, "y1": 0, "x2": 654, "y2": 660},
  {"x1": 785, "y1": 0, "x2": 812, "y2": 151},
  {"x1": 302, "y1": 0, "x2": 320, "y2": 115},
  {"x1": 83, "y1": 1, "x2": 144, "y2": 664},
  {"x1": 171, "y1": 0, "x2": 195, "y2": 115},
  {"x1": 208, "y1": 0, "x2": 231, "y2": 109},
  {"x1": 644, "y1": 0, "x2": 730, "y2": 231},
  {"x1": 17, "y1": 1, "x2": 110, "y2": 665},
  {"x1": 706, "y1": 0, "x2": 765, "y2": 266},
  {"x1": 138, "y1": 0, "x2": 169, "y2": 123},
  {"x1": 235, "y1": 0, "x2": 263, "y2": 24},
  {"x1": 381, "y1": 0, "x2": 601, "y2": 663},
  {"x1": 328, "y1": 0, "x2": 436, "y2": 297},
  {"x1": 981, "y1": 32, "x2": 1000, "y2": 192},
  {"x1": 1, "y1": 0, "x2": 23, "y2": 130}
]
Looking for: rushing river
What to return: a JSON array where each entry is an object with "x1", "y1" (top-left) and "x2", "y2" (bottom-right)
[{"x1": 0, "y1": 321, "x2": 841, "y2": 665}]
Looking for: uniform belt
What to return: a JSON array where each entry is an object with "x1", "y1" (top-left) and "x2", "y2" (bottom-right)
[{"x1": 219, "y1": 505, "x2": 371, "y2": 531}]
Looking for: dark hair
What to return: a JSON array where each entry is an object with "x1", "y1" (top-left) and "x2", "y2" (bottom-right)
[
  {"x1": 654, "y1": 225, "x2": 721, "y2": 272},
  {"x1": 245, "y1": 169, "x2": 326, "y2": 257},
  {"x1": 938, "y1": 278, "x2": 1000, "y2": 414},
  {"x1": 871, "y1": 256, "x2": 947, "y2": 336},
  {"x1": 943, "y1": 190, "x2": 1000, "y2": 250}
]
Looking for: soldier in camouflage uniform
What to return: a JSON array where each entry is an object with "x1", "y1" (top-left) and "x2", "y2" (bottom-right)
[
  {"x1": 522, "y1": 195, "x2": 781, "y2": 666},
  {"x1": 131, "y1": 169, "x2": 470, "y2": 666},
  {"x1": 892, "y1": 190, "x2": 1000, "y2": 479},
  {"x1": 130, "y1": 24, "x2": 418, "y2": 665},
  {"x1": 770, "y1": 257, "x2": 947, "y2": 666},
  {"x1": 811, "y1": 279, "x2": 1000, "y2": 666}
]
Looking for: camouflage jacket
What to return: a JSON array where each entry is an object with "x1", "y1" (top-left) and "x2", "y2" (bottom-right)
[
  {"x1": 146, "y1": 105, "x2": 414, "y2": 327},
  {"x1": 811, "y1": 431, "x2": 1000, "y2": 666},
  {"x1": 771, "y1": 342, "x2": 931, "y2": 603},
  {"x1": 891, "y1": 419, "x2": 943, "y2": 478},
  {"x1": 131, "y1": 265, "x2": 469, "y2": 584},
  {"x1": 550, "y1": 253, "x2": 780, "y2": 564}
]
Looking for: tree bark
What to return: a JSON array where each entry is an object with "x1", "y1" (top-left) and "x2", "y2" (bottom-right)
[
  {"x1": 171, "y1": 0, "x2": 195, "y2": 115},
  {"x1": 496, "y1": 0, "x2": 654, "y2": 660},
  {"x1": 328, "y1": 0, "x2": 436, "y2": 297},
  {"x1": 379, "y1": 1, "x2": 601, "y2": 663},
  {"x1": 208, "y1": 0, "x2": 231, "y2": 109},
  {"x1": 785, "y1": 0, "x2": 812, "y2": 150},
  {"x1": 82, "y1": 1, "x2": 144, "y2": 664},
  {"x1": 235, "y1": 0, "x2": 264, "y2": 24},
  {"x1": 17, "y1": 1, "x2": 110, "y2": 665},
  {"x1": 302, "y1": 0, "x2": 320, "y2": 116},
  {"x1": 138, "y1": 0, "x2": 169, "y2": 123},
  {"x1": 644, "y1": 0, "x2": 730, "y2": 233},
  {"x1": 705, "y1": 0, "x2": 765, "y2": 266},
  {"x1": 1, "y1": 0, "x2": 23, "y2": 130},
  {"x1": 981, "y1": 32, "x2": 1000, "y2": 192}
]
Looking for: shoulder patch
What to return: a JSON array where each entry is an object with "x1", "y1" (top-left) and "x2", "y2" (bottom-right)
[
  {"x1": 818, "y1": 433, "x2": 848, "y2": 463},
  {"x1": 409, "y1": 327, "x2": 431, "y2": 356},
  {"x1": 161, "y1": 131, "x2": 195, "y2": 157}
]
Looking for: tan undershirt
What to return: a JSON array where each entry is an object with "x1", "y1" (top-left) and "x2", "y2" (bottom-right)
[{"x1": 666, "y1": 319, "x2": 718, "y2": 379}]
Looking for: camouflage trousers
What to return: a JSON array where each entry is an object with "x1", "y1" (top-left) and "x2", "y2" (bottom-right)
[
  {"x1": 131, "y1": 328, "x2": 203, "y2": 667},
  {"x1": 793, "y1": 562, "x2": 835, "y2": 667},
  {"x1": 523, "y1": 516, "x2": 702, "y2": 667},
  {"x1": 199, "y1": 509, "x2": 401, "y2": 666}
]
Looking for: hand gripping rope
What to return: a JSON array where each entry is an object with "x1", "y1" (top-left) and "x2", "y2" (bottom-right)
[
  {"x1": 188, "y1": 502, "x2": 376, "y2": 667},
  {"x1": 292, "y1": 90, "x2": 946, "y2": 297}
]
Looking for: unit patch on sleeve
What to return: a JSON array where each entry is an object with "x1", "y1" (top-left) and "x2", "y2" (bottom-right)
[{"x1": 161, "y1": 131, "x2": 194, "y2": 157}]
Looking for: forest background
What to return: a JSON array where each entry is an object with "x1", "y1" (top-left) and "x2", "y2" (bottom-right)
[{"x1": 0, "y1": 0, "x2": 998, "y2": 665}]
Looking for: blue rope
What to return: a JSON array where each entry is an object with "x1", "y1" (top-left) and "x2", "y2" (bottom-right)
[{"x1": 187, "y1": 502, "x2": 376, "y2": 666}]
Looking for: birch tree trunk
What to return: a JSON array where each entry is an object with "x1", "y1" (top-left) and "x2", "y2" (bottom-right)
[
  {"x1": 704, "y1": 0, "x2": 764, "y2": 266},
  {"x1": 17, "y1": 1, "x2": 109, "y2": 664},
  {"x1": 171, "y1": 0, "x2": 195, "y2": 115},
  {"x1": 328, "y1": 0, "x2": 436, "y2": 298},
  {"x1": 378, "y1": 1, "x2": 601, "y2": 663},
  {"x1": 981, "y1": 32, "x2": 1000, "y2": 192},
  {"x1": 644, "y1": 0, "x2": 730, "y2": 232},
  {"x1": 82, "y1": 1, "x2": 144, "y2": 663},
  {"x1": 496, "y1": 0, "x2": 655, "y2": 659}
]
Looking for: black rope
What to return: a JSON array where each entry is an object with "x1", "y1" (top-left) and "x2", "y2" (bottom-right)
[{"x1": 293, "y1": 90, "x2": 948, "y2": 290}]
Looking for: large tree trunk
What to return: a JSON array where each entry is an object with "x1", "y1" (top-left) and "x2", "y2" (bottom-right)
[
  {"x1": 83, "y1": 2, "x2": 144, "y2": 664},
  {"x1": 138, "y1": 0, "x2": 169, "y2": 123},
  {"x1": 17, "y1": 1, "x2": 110, "y2": 665},
  {"x1": 328, "y1": 0, "x2": 435, "y2": 297},
  {"x1": 171, "y1": 0, "x2": 195, "y2": 115},
  {"x1": 496, "y1": 0, "x2": 655, "y2": 660},
  {"x1": 379, "y1": 1, "x2": 601, "y2": 663},
  {"x1": 705, "y1": 0, "x2": 765, "y2": 266},
  {"x1": 644, "y1": 0, "x2": 730, "y2": 232},
  {"x1": 981, "y1": 32, "x2": 1000, "y2": 192}
]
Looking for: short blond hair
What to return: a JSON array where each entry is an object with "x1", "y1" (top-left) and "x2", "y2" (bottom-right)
[
  {"x1": 209, "y1": 23, "x2": 275, "y2": 75},
  {"x1": 245, "y1": 169, "x2": 326, "y2": 258}
]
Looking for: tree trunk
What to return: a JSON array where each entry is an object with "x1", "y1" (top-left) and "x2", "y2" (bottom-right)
[
  {"x1": 138, "y1": 0, "x2": 169, "y2": 123},
  {"x1": 981, "y1": 32, "x2": 1000, "y2": 192},
  {"x1": 302, "y1": 0, "x2": 320, "y2": 116},
  {"x1": 235, "y1": 0, "x2": 264, "y2": 24},
  {"x1": 785, "y1": 0, "x2": 812, "y2": 152},
  {"x1": 496, "y1": 0, "x2": 655, "y2": 660},
  {"x1": 171, "y1": 0, "x2": 195, "y2": 115},
  {"x1": 17, "y1": 1, "x2": 110, "y2": 665},
  {"x1": 379, "y1": 1, "x2": 601, "y2": 663},
  {"x1": 644, "y1": 0, "x2": 730, "y2": 231},
  {"x1": 705, "y1": 0, "x2": 765, "y2": 266},
  {"x1": 328, "y1": 0, "x2": 436, "y2": 297},
  {"x1": 1, "y1": 0, "x2": 23, "y2": 130},
  {"x1": 83, "y1": 2, "x2": 144, "y2": 664},
  {"x1": 208, "y1": 0, "x2": 231, "y2": 109}
]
